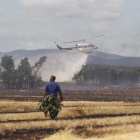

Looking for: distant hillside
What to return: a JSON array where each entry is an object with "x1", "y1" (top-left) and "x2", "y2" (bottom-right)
[
  {"x1": 5, "y1": 49, "x2": 61, "y2": 59},
  {"x1": 0, "y1": 49, "x2": 140, "y2": 67},
  {"x1": 87, "y1": 53, "x2": 140, "y2": 67},
  {"x1": 92, "y1": 51, "x2": 125, "y2": 60}
]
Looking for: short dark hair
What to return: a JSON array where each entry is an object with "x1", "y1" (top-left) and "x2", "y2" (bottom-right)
[{"x1": 51, "y1": 75, "x2": 56, "y2": 81}]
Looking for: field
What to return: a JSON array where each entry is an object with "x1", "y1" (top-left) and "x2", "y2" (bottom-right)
[{"x1": 0, "y1": 88, "x2": 140, "y2": 139}]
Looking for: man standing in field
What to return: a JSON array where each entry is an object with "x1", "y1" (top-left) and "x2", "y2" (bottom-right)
[{"x1": 44, "y1": 75, "x2": 63, "y2": 119}]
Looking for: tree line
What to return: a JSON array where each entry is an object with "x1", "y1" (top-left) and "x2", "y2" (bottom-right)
[
  {"x1": 73, "y1": 64, "x2": 140, "y2": 86},
  {"x1": 0, "y1": 55, "x2": 47, "y2": 89}
]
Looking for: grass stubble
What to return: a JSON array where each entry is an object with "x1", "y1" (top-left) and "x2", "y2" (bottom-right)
[{"x1": 0, "y1": 101, "x2": 140, "y2": 139}]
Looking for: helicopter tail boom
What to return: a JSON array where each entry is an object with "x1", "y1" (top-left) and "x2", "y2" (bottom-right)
[
  {"x1": 57, "y1": 44, "x2": 63, "y2": 50},
  {"x1": 57, "y1": 44, "x2": 73, "y2": 50}
]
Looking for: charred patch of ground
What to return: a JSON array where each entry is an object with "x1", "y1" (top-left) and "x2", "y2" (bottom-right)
[
  {"x1": 1, "y1": 88, "x2": 140, "y2": 101},
  {"x1": 0, "y1": 128, "x2": 59, "y2": 140}
]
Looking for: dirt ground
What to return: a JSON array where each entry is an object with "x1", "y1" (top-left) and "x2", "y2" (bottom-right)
[{"x1": 0, "y1": 87, "x2": 140, "y2": 102}]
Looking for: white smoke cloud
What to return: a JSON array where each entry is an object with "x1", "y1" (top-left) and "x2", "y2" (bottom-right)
[{"x1": 39, "y1": 52, "x2": 88, "y2": 82}]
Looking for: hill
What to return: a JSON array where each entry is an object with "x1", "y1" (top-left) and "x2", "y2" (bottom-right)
[
  {"x1": 87, "y1": 52, "x2": 140, "y2": 67},
  {"x1": 0, "y1": 49, "x2": 140, "y2": 67}
]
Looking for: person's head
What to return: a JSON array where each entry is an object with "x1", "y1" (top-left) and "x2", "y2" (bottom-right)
[{"x1": 50, "y1": 75, "x2": 56, "y2": 82}]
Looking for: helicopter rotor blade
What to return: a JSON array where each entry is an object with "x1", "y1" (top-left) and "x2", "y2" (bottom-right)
[
  {"x1": 63, "y1": 35, "x2": 105, "y2": 44},
  {"x1": 64, "y1": 39, "x2": 86, "y2": 43},
  {"x1": 90, "y1": 35, "x2": 105, "y2": 39}
]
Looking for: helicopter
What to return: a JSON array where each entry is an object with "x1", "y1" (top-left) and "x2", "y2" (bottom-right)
[{"x1": 55, "y1": 35, "x2": 105, "y2": 54}]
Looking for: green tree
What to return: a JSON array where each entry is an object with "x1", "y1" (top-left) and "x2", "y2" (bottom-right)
[
  {"x1": 1, "y1": 55, "x2": 15, "y2": 88},
  {"x1": 17, "y1": 57, "x2": 32, "y2": 88},
  {"x1": 1, "y1": 55, "x2": 47, "y2": 89},
  {"x1": 16, "y1": 56, "x2": 47, "y2": 89}
]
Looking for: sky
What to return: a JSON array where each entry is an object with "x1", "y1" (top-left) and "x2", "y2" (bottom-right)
[{"x1": 0, "y1": 0, "x2": 140, "y2": 56}]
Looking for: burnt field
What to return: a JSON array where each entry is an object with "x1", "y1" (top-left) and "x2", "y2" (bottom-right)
[
  {"x1": 1, "y1": 88, "x2": 140, "y2": 140},
  {"x1": 0, "y1": 87, "x2": 140, "y2": 102}
]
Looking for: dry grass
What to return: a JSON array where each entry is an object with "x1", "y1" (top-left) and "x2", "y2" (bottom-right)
[
  {"x1": 1, "y1": 101, "x2": 140, "y2": 139},
  {"x1": 0, "y1": 112, "x2": 45, "y2": 121},
  {"x1": 0, "y1": 115, "x2": 140, "y2": 134},
  {"x1": 1, "y1": 100, "x2": 140, "y2": 114},
  {"x1": 42, "y1": 130, "x2": 140, "y2": 140},
  {"x1": 0, "y1": 101, "x2": 140, "y2": 121},
  {"x1": 0, "y1": 101, "x2": 38, "y2": 112}
]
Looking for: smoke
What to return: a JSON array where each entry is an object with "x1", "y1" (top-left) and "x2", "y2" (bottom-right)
[
  {"x1": 15, "y1": 52, "x2": 88, "y2": 82},
  {"x1": 40, "y1": 52, "x2": 88, "y2": 82}
]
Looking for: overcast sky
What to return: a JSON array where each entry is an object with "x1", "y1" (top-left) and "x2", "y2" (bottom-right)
[{"x1": 0, "y1": 0, "x2": 140, "y2": 56}]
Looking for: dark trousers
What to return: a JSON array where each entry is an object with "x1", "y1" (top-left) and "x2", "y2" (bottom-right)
[{"x1": 49, "y1": 109, "x2": 59, "y2": 119}]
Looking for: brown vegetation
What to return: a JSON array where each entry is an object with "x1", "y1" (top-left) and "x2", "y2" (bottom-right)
[{"x1": 1, "y1": 99, "x2": 140, "y2": 139}]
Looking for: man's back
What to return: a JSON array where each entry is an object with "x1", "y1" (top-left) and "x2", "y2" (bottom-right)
[{"x1": 44, "y1": 81, "x2": 61, "y2": 97}]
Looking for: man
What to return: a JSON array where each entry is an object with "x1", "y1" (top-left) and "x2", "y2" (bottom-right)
[{"x1": 44, "y1": 75, "x2": 63, "y2": 119}]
